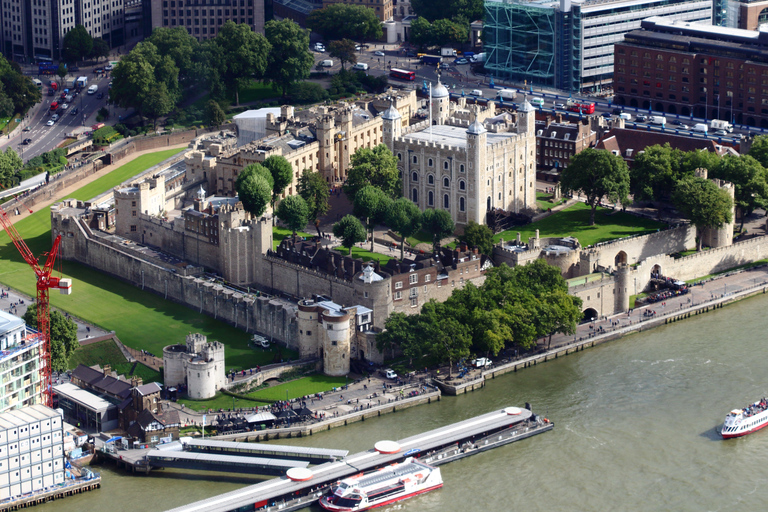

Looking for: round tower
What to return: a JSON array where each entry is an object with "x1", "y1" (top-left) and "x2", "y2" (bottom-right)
[
  {"x1": 466, "y1": 114, "x2": 488, "y2": 225},
  {"x1": 381, "y1": 103, "x2": 402, "y2": 149},
  {"x1": 297, "y1": 300, "x2": 321, "y2": 359},
  {"x1": 162, "y1": 344, "x2": 188, "y2": 388},
  {"x1": 321, "y1": 309, "x2": 351, "y2": 376},
  {"x1": 614, "y1": 263, "x2": 631, "y2": 314},
  {"x1": 431, "y1": 79, "x2": 450, "y2": 125}
]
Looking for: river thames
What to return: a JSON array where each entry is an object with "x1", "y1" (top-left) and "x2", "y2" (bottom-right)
[{"x1": 45, "y1": 293, "x2": 768, "y2": 511}]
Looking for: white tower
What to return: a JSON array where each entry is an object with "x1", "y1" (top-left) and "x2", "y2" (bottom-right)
[
  {"x1": 467, "y1": 113, "x2": 488, "y2": 225},
  {"x1": 381, "y1": 102, "x2": 402, "y2": 148},
  {"x1": 431, "y1": 78, "x2": 450, "y2": 125}
]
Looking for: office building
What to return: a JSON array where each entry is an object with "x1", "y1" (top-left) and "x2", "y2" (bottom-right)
[
  {"x1": 0, "y1": 405, "x2": 64, "y2": 501},
  {"x1": 0, "y1": 311, "x2": 43, "y2": 414},
  {"x1": 614, "y1": 17, "x2": 768, "y2": 126},
  {"x1": 144, "y1": 0, "x2": 265, "y2": 39},
  {"x1": 483, "y1": 0, "x2": 712, "y2": 92},
  {"x1": 0, "y1": 0, "x2": 125, "y2": 63}
]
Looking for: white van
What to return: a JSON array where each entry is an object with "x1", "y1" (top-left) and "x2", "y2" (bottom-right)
[
  {"x1": 530, "y1": 97, "x2": 545, "y2": 107},
  {"x1": 693, "y1": 123, "x2": 708, "y2": 133},
  {"x1": 619, "y1": 113, "x2": 632, "y2": 121},
  {"x1": 352, "y1": 62, "x2": 368, "y2": 71},
  {"x1": 649, "y1": 115, "x2": 666, "y2": 126},
  {"x1": 320, "y1": 59, "x2": 333, "y2": 68},
  {"x1": 87, "y1": 84, "x2": 98, "y2": 95},
  {"x1": 470, "y1": 89, "x2": 483, "y2": 97}
]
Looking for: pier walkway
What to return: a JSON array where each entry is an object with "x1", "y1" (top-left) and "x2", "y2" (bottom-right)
[
  {"x1": 183, "y1": 439, "x2": 348, "y2": 464},
  {"x1": 167, "y1": 406, "x2": 547, "y2": 512},
  {"x1": 146, "y1": 451, "x2": 309, "y2": 476}
]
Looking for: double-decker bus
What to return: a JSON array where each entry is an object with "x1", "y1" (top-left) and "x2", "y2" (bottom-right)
[
  {"x1": 38, "y1": 62, "x2": 58, "y2": 75},
  {"x1": 568, "y1": 101, "x2": 595, "y2": 114},
  {"x1": 390, "y1": 68, "x2": 416, "y2": 81}
]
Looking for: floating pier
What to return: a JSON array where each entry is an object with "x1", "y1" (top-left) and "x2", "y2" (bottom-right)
[
  {"x1": 0, "y1": 476, "x2": 101, "y2": 511},
  {"x1": 165, "y1": 406, "x2": 553, "y2": 512}
]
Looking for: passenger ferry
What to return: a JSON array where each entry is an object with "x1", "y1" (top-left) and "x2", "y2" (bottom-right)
[
  {"x1": 721, "y1": 397, "x2": 768, "y2": 439},
  {"x1": 319, "y1": 458, "x2": 443, "y2": 511}
]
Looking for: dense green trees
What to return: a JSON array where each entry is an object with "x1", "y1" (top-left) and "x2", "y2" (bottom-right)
[
  {"x1": 307, "y1": 5, "x2": 383, "y2": 43},
  {"x1": 276, "y1": 195, "x2": 310, "y2": 238},
  {"x1": 262, "y1": 155, "x2": 294, "y2": 210},
  {"x1": 62, "y1": 25, "x2": 93, "y2": 63},
  {"x1": 204, "y1": 100, "x2": 226, "y2": 128},
  {"x1": 345, "y1": 144, "x2": 401, "y2": 200},
  {"x1": 386, "y1": 198, "x2": 422, "y2": 260},
  {"x1": 460, "y1": 221, "x2": 494, "y2": 255},
  {"x1": 410, "y1": 17, "x2": 468, "y2": 48},
  {"x1": 207, "y1": 21, "x2": 271, "y2": 105},
  {"x1": 23, "y1": 305, "x2": 78, "y2": 373},
  {"x1": 710, "y1": 155, "x2": 768, "y2": 229},
  {"x1": 265, "y1": 19, "x2": 314, "y2": 97},
  {"x1": 377, "y1": 260, "x2": 582, "y2": 370},
  {"x1": 748, "y1": 134, "x2": 768, "y2": 168},
  {"x1": 560, "y1": 148, "x2": 630, "y2": 225},
  {"x1": 235, "y1": 164, "x2": 273, "y2": 218},
  {"x1": 411, "y1": 0, "x2": 483, "y2": 23},
  {"x1": 353, "y1": 186, "x2": 392, "y2": 252},
  {"x1": 298, "y1": 170, "x2": 330, "y2": 236},
  {"x1": 0, "y1": 56, "x2": 40, "y2": 117},
  {"x1": 333, "y1": 215, "x2": 367, "y2": 254},
  {"x1": 328, "y1": 39, "x2": 357, "y2": 70},
  {"x1": 672, "y1": 176, "x2": 734, "y2": 251},
  {"x1": 0, "y1": 147, "x2": 23, "y2": 189},
  {"x1": 421, "y1": 209, "x2": 454, "y2": 254}
]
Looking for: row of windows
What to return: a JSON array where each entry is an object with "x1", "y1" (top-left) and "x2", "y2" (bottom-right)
[
  {"x1": 410, "y1": 173, "x2": 466, "y2": 190},
  {"x1": 411, "y1": 189, "x2": 464, "y2": 211},
  {"x1": 396, "y1": 153, "x2": 465, "y2": 172}
]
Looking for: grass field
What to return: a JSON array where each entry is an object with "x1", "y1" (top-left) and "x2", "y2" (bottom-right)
[
  {"x1": 496, "y1": 202, "x2": 666, "y2": 247},
  {"x1": 536, "y1": 192, "x2": 566, "y2": 210},
  {"x1": 273, "y1": 227, "x2": 315, "y2": 250},
  {"x1": 333, "y1": 245, "x2": 393, "y2": 264},
  {"x1": 68, "y1": 339, "x2": 162, "y2": 383},
  {"x1": 235, "y1": 82, "x2": 279, "y2": 104},
  {"x1": 177, "y1": 393, "x2": 262, "y2": 412},
  {"x1": 0, "y1": 148, "x2": 296, "y2": 372},
  {"x1": 406, "y1": 229, "x2": 433, "y2": 248}
]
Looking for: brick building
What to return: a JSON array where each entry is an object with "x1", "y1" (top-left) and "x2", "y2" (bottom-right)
[
  {"x1": 535, "y1": 115, "x2": 598, "y2": 181},
  {"x1": 614, "y1": 17, "x2": 768, "y2": 127}
]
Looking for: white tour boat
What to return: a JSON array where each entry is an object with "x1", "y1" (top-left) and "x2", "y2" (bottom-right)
[
  {"x1": 319, "y1": 458, "x2": 443, "y2": 511},
  {"x1": 721, "y1": 397, "x2": 768, "y2": 439}
]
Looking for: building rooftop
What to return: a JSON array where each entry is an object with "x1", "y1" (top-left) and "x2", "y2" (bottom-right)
[
  {"x1": 402, "y1": 124, "x2": 513, "y2": 148},
  {"x1": 54, "y1": 382, "x2": 115, "y2": 412},
  {"x1": 71, "y1": 364, "x2": 132, "y2": 400},
  {"x1": 0, "y1": 310, "x2": 25, "y2": 336}
]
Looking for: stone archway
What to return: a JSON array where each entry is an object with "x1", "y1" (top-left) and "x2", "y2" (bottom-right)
[
  {"x1": 583, "y1": 308, "x2": 599, "y2": 323},
  {"x1": 630, "y1": 99, "x2": 639, "y2": 108},
  {"x1": 668, "y1": 104, "x2": 677, "y2": 115},
  {"x1": 615, "y1": 250, "x2": 627, "y2": 267},
  {"x1": 681, "y1": 106, "x2": 690, "y2": 116},
  {"x1": 651, "y1": 264, "x2": 662, "y2": 280},
  {"x1": 655, "y1": 102, "x2": 664, "y2": 112}
]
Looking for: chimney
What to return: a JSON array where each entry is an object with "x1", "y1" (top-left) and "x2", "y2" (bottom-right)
[
  {"x1": 460, "y1": 242, "x2": 468, "y2": 252},
  {"x1": 545, "y1": 115, "x2": 553, "y2": 127},
  {"x1": 103, "y1": 364, "x2": 111, "y2": 377},
  {"x1": 473, "y1": 247, "x2": 478, "y2": 255}
]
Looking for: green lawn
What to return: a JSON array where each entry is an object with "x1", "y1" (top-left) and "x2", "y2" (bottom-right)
[
  {"x1": 0, "y1": 148, "x2": 296, "y2": 372},
  {"x1": 333, "y1": 245, "x2": 393, "y2": 264},
  {"x1": 406, "y1": 229, "x2": 433, "y2": 247},
  {"x1": 496, "y1": 202, "x2": 666, "y2": 247},
  {"x1": 536, "y1": 192, "x2": 565, "y2": 210},
  {"x1": 273, "y1": 227, "x2": 315, "y2": 250},
  {"x1": 178, "y1": 393, "x2": 260, "y2": 412},
  {"x1": 68, "y1": 339, "x2": 162, "y2": 383},
  {"x1": 246, "y1": 374, "x2": 348, "y2": 401},
  {"x1": 236, "y1": 82, "x2": 279, "y2": 104}
]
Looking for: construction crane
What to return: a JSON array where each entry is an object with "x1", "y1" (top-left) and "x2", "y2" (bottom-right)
[{"x1": 0, "y1": 207, "x2": 71, "y2": 408}]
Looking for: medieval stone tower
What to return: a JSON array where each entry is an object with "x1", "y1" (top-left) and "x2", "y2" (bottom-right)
[
  {"x1": 467, "y1": 112, "x2": 488, "y2": 223},
  {"x1": 694, "y1": 168, "x2": 736, "y2": 249},
  {"x1": 315, "y1": 114, "x2": 336, "y2": 182},
  {"x1": 297, "y1": 299, "x2": 352, "y2": 376},
  {"x1": 381, "y1": 104, "x2": 402, "y2": 149},
  {"x1": 614, "y1": 263, "x2": 631, "y2": 313},
  {"x1": 163, "y1": 333, "x2": 226, "y2": 399},
  {"x1": 430, "y1": 78, "x2": 450, "y2": 125}
]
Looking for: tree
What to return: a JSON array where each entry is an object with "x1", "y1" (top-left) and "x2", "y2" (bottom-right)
[
  {"x1": 460, "y1": 220, "x2": 494, "y2": 255},
  {"x1": 386, "y1": 197, "x2": 422, "y2": 260},
  {"x1": 276, "y1": 195, "x2": 310, "y2": 238},
  {"x1": 712, "y1": 155, "x2": 768, "y2": 230},
  {"x1": 431, "y1": 19, "x2": 469, "y2": 46},
  {"x1": 630, "y1": 143, "x2": 683, "y2": 203},
  {"x1": 345, "y1": 144, "x2": 401, "y2": 199},
  {"x1": 328, "y1": 39, "x2": 357, "y2": 70},
  {"x1": 143, "y1": 83, "x2": 174, "y2": 130},
  {"x1": 146, "y1": 27, "x2": 199, "y2": 86},
  {"x1": 265, "y1": 19, "x2": 314, "y2": 97},
  {"x1": 0, "y1": 147, "x2": 23, "y2": 189},
  {"x1": 298, "y1": 170, "x2": 330, "y2": 236},
  {"x1": 204, "y1": 99, "x2": 226, "y2": 128},
  {"x1": 90, "y1": 38, "x2": 110, "y2": 61},
  {"x1": 23, "y1": 305, "x2": 78, "y2": 372},
  {"x1": 409, "y1": 17, "x2": 434, "y2": 48},
  {"x1": 376, "y1": 312, "x2": 417, "y2": 359},
  {"x1": 422, "y1": 208, "x2": 454, "y2": 254},
  {"x1": 411, "y1": 0, "x2": 483, "y2": 22},
  {"x1": 56, "y1": 64, "x2": 68, "y2": 88},
  {"x1": 419, "y1": 301, "x2": 472, "y2": 376},
  {"x1": 672, "y1": 176, "x2": 734, "y2": 251},
  {"x1": 0, "y1": 60, "x2": 41, "y2": 114},
  {"x1": 62, "y1": 25, "x2": 93, "y2": 63},
  {"x1": 235, "y1": 163, "x2": 273, "y2": 217},
  {"x1": 748, "y1": 134, "x2": 768, "y2": 168},
  {"x1": 353, "y1": 186, "x2": 391, "y2": 251},
  {"x1": 262, "y1": 155, "x2": 294, "y2": 211},
  {"x1": 560, "y1": 148, "x2": 630, "y2": 225},
  {"x1": 210, "y1": 21, "x2": 271, "y2": 105},
  {"x1": 333, "y1": 214, "x2": 367, "y2": 255},
  {"x1": 307, "y1": 4, "x2": 382, "y2": 43}
]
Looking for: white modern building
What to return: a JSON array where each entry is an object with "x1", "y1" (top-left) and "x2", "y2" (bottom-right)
[
  {"x1": 0, "y1": 405, "x2": 65, "y2": 501},
  {"x1": 0, "y1": 311, "x2": 43, "y2": 414}
]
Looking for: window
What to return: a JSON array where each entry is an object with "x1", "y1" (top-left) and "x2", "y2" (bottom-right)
[
  {"x1": 425, "y1": 274, "x2": 431, "y2": 282},
  {"x1": 130, "y1": 225, "x2": 137, "y2": 232},
  {"x1": 413, "y1": 155, "x2": 418, "y2": 164},
  {"x1": 395, "y1": 281, "x2": 403, "y2": 289},
  {"x1": 443, "y1": 194, "x2": 449, "y2": 209},
  {"x1": 409, "y1": 274, "x2": 418, "y2": 284},
  {"x1": 395, "y1": 291, "x2": 402, "y2": 300},
  {"x1": 459, "y1": 180, "x2": 465, "y2": 191},
  {"x1": 412, "y1": 172, "x2": 418, "y2": 182},
  {"x1": 428, "y1": 191, "x2": 434, "y2": 206},
  {"x1": 397, "y1": 152, "x2": 402, "y2": 161},
  {"x1": 412, "y1": 188, "x2": 418, "y2": 202},
  {"x1": 428, "y1": 158, "x2": 433, "y2": 166},
  {"x1": 460, "y1": 164, "x2": 465, "y2": 172},
  {"x1": 443, "y1": 161, "x2": 449, "y2": 170},
  {"x1": 443, "y1": 177, "x2": 449, "y2": 187},
  {"x1": 459, "y1": 197, "x2": 465, "y2": 211}
]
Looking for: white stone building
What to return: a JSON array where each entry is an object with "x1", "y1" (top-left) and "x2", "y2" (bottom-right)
[
  {"x1": 0, "y1": 311, "x2": 43, "y2": 414},
  {"x1": 163, "y1": 333, "x2": 226, "y2": 399},
  {"x1": 0, "y1": 405, "x2": 64, "y2": 501},
  {"x1": 384, "y1": 80, "x2": 537, "y2": 227}
]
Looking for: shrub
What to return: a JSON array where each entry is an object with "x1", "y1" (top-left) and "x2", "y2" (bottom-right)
[{"x1": 58, "y1": 156, "x2": 68, "y2": 166}]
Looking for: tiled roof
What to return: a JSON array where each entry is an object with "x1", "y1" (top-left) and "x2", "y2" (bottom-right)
[{"x1": 71, "y1": 364, "x2": 132, "y2": 399}]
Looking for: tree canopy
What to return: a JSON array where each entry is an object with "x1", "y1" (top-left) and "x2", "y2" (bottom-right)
[
  {"x1": 90, "y1": 38, "x2": 111, "y2": 61},
  {"x1": 386, "y1": 198, "x2": 422, "y2": 260},
  {"x1": 262, "y1": 155, "x2": 294, "y2": 210},
  {"x1": 460, "y1": 220, "x2": 494, "y2": 255},
  {"x1": 0, "y1": 56, "x2": 40, "y2": 116},
  {"x1": 235, "y1": 163, "x2": 274, "y2": 218},
  {"x1": 276, "y1": 195, "x2": 310, "y2": 238},
  {"x1": 672, "y1": 176, "x2": 734, "y2": 251},
  {"x1": 307, "y1": 4, "x2": 383, "y2": 43},
  {"x1": 748, "y1": 134, "x2": 768, "y2": 168},
  {"x1": 630, "y1": 143, "x2": 685, "y2": 203},
  {"x1": 23, "y1": 305, "x2": 78, "y2": 372},
  {"x1": 298, "y1": 170, "x2": 330, "y2": 235},
  {"x1": 410, "y1": 17, "x2": 468, "y2": 48},
  {"x1": 345, "y1": 144, "x2": 401, "y2": 200},
  {"x1": 265, "y1": 19, "x2": 314, "y2": 97},
  {"x1": 204, "y1": 100, "x2": 226, "y2": 128},
  {"x1": 560, "y1": 148, "x2": 630, "y2": 225},
  {"x1": 62, "y1": 25, "x2": 93, "y2": 63},
  {"x1": 328, "y1": 39, "x2": 357, "y2": 70},
  {"x1": 208, "y1": 21, "x2": 271, "y2": 105},
  {"x1": 410, "y1": 0, "x2": 483, "y2": 22},
  {"x1": 0, "y1": 147, "x2": 23, "y2": 189},
  {"x1": 711, "y1": 155, "x2": 768, "y2": 229},
  {"x1": 353, "y1": 185, "x2": 392, "y2": 251},
  {"x1": 421, "y1": 208, "x2": 455, "y2": 254},
  {"x1": 333, "y1": 215, "x2": 367, "y2": 255}
]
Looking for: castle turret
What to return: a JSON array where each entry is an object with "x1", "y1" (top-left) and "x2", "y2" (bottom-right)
[
  {"x1": 321, "y1": 309, "x2": 352, "y2": 376},
  {"x1": 381, "y1": 103, "x2": 402, "y2": 149},
  {"x1": 467, "y1": 112, "x2": 487, "y2": 225},
  {"x1": 431, "y1": 79, "x2": 450, "y2": 125},
  {"x1": 614, "y1": 263, "x2": 631, "y2": 313},
  {"x1": 297, "y1": 300, "x2": 322, "y2": 359}
]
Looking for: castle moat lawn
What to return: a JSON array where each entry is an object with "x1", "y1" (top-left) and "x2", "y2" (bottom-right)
[
  {"x1": 0, "y1": 149, "x2": 296, "y2": 373},
  {"x1": 495, "y1": 202, "x2": 666, "y2": 247}
]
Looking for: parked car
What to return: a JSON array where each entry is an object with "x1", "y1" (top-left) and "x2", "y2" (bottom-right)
[
  {"x1": 313, "y1": 43, "x2": 325, "y2": 52},
  {"x1": 454, "y1": 58, "x2": 468, "y2": 65},
  {"x1": 22, "y1": 126, "x2": 31, "y2": 132},
  {"x1": 104, "y1": 65, "x2": 114, "y2": 71},
  {"x1": 384, "y1": 369, "x2": 397, "y2": 380},
  {"x1": 374, "y1": 50, "x2": 385, "y2": 57},
  {"x1": 71, "y1": 107, "x2": 78, "y2": 115},
  {"x1": 472, "y1": 357, "x2": 492, "y2": 368}
]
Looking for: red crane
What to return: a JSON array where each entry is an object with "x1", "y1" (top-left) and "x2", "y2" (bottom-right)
[{"x1": 0, "y1": 207, "x2": 71, "y2": 408}]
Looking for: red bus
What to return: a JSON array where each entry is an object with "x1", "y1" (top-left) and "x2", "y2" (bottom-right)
[
  {"x1": 569, "y1": 102, "x2": 595, "y2": 114},
  {"x1": 390, "y1": 68, "x2": 416, "y2": 81}
]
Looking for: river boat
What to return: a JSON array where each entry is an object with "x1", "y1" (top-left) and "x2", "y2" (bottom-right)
[
  {"x1": 721, "y1": 397, "x2": 768, "y2": 438},
  {"x1": 319, "y1": 457, "x2": 442, "y2": 511}
]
